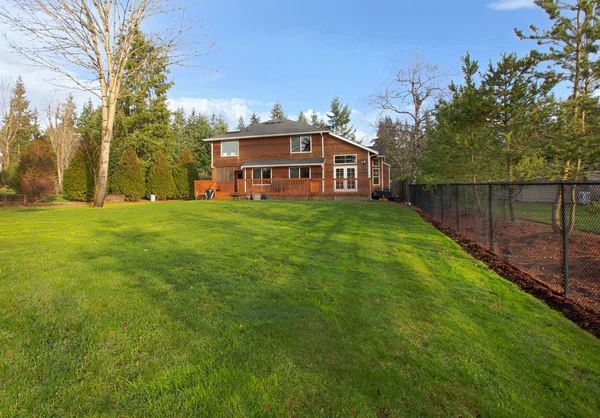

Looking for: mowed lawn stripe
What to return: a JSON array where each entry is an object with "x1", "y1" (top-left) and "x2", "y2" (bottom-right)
[{"x1": 0, "y1": 201, "x2": 599, "y2": 417}]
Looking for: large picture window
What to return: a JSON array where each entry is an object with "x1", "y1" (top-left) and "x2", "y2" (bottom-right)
[
  {"x1": 373, "y1": 168, "x2": 380, "y2": 186},
  {"x1": 221, "y1": 141, "x2": 239, "y2": 157},
  {"x1": 290, "y1": 136, "x2": 312, "y2": 153},
  {"x1": 334, "y1": 155, "x2": 357, "y2": 164},
  {"x1": 290, "y1": 167, "x2": 310, "y2": 178}
]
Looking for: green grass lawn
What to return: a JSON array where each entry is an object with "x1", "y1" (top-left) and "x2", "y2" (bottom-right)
[
  {"x1": 513, "y1": 202, "x2": 600, "y2": 234},
  {"x1": 1, "y1": 201, "x2": 599, "y2": 417}
]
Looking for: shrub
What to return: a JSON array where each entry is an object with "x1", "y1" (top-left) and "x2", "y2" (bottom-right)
[
  {"x1": 0, "y1": 162, "x2": 19, "y2": 189},
  {"x1": 146, "y1": 152, "x2": 176, "y2": 200},
  {"x1": 20, "y1": 169, "x2": 55, "y2": 202},
  {"x1": 172, "y1": 149, "x2": 199, "y2": 200},
  {"x1": 111, "y1": 147, "x2": 146, "y2": 201},
  {"x1": 15, "y1": 140, "x2": 55, "y2": 202},
  {"x1": 63, "y1": 149, "x2": 95, "y2": 201},
  {"x1": 584, "y1": 201, "x2": 600, "y2": 215}
]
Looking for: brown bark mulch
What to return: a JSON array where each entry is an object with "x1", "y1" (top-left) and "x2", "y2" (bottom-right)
[{"x1": 407, "y1": 204, "x2": 600, "y2": 338}]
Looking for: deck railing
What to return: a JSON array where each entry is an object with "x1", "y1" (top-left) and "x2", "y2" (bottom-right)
[{"x1": 236, "y1": 178, "x2": 372, "y2": 196}]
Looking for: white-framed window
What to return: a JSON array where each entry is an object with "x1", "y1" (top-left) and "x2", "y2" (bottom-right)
[
  {"x1": 290, "y1": 136, "x2": 312, "y2": 153},
  {"x1": 252, "y1": 167, "x2": 272, "y2": 185},
  {"x1": 290, "y1": 167, "x2": 310, "y2": 179},
  {"x1": 334, "y1": 154, "x2": 357, "y2": 164},
  {"x1": 373, "y1": 168, "x2": 380, "y2": 185},
  {"x1": 221, "y1": 141, "x2": 239, "y2": 157},
  {"x1": 334, "y1": 166, "x2": 357, "y2": 192},
  {"x1": 372, "y1": 158, "x2": 380, "y2": 167}
]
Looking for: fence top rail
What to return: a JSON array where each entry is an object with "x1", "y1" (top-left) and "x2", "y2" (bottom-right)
[{"x1": 411, "y1": 180, "x2": 600, "y2": 187}]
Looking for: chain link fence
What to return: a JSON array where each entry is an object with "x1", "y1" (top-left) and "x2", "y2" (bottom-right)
[{"x1": 409, "y1": 182, "x2": 600, "y2": 314}]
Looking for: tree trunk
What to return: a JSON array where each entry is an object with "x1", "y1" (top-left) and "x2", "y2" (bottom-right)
[{"x1": 93, "y1": 98, "x2": 116, "y2": 208}]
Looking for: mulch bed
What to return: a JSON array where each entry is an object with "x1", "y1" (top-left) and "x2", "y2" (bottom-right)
[{"x1": 406, "y1": 204, "x2": 600, "y2": 338}]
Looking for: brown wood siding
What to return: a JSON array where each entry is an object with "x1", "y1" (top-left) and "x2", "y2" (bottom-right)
[{"x1": 322, "y1": 133, "x2": 370, "y2": 179}]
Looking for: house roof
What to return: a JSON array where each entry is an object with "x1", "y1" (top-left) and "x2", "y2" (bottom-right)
[
  {"x1": 368, "y1": 145, "x2": 386, "y2": 156},
  {"x1": 204, "y1": 119, "x2": 327, "y2": 141},
  {"x1": 241, "y1": 157, "x2": 325, "y2": 168}
]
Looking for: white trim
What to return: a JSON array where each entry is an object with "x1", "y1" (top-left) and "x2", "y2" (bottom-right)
[
  {"x1": 203, "y1": 131, "x2": 328, "y2": 142},
  {"x1": 328, "y1": 132, "x2": 380, "y2": 154},
  {"x1": 290, "y1": 135, "x2": 312, "y2": 154},
  {"x1": 383, "y1": 162, "x2": 392, "y2": 167},
  {"x1": 321, "y1": 133, "x2": 324, "y2": 159},
  {"x1": 334, "y1": 165, "x2": 358, "y2": 192},
  {"x1": 241, "y1": 161, "x2": 321, "y2": 169},
  {"x1": 367, "y1": 151, "x2": 371, "y2": 179},
  {"x1": 289, "y1": 166, "x2": 311, "y2": 179},
  {"x1": 372, "y1": 168, "x2": 381, "y2": 186},
  {"x1": 220, "y1": 140, "x2": 239, "y2": 157},
  {"x1": 333, "y1": 154, "x2": 357, "y2": 165},
  {"x1": 372, "y1": 158, "x2": 380, "y2": 167},
  {"x1": 251, "y1": 167, "x2": 272, "y2": 186},
  {"x1": 210, "y1": 143, "x2": 214, "y2": 168}
]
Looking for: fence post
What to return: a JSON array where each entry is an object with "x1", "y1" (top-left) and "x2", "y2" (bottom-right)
[
  {"x1": 560, "y1": 182, "x2": 569, "y2": 296},
  {"x1": 440, "y1": 186, "x2": 445, "y2": 223},
  {"x1": 455, "y1": 184, "x2": 460, "y2": 231},
  {"x1": 488, "y1": 184, "x2": 495, "y2": 252}
]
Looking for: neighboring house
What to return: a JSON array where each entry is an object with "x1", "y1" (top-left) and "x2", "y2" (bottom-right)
[{"x1": 199, "y1": 118, "x2": 391, "y2": 200}]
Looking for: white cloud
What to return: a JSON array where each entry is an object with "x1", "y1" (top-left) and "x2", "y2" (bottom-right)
[{"x1": 488, "y1": 0, "x2": 535, "y2": 10}]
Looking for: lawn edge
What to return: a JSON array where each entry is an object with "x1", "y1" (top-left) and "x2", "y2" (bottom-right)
[{"x1": 400, "y1": 202, "x2": 600, "y2": 338}]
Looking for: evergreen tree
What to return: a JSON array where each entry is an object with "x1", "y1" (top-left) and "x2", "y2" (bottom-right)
[
  {"x1": 420, "y1": 53, "x2": 503, "y2": 184},
  {"x1": 327, "y1": 97, "x2": 356, "y2": 141},
  {"x1": 249, "y1": 112, "x2": 261, "y2": 125},
  {"x1": 171, "y1": 107, "x2": 188, "y2": 154},
  {"x1": 297, "y1": 111, "x2": 308, "y2": 125},
  {"x1": 375, "y1": 116, "x2": 413, "y2": 181},
  {"x1": 63, "y1": 146, "x2": 96, "y2": 202},
  {"x1": 236, "y1": 115, "x2": 245, "y2": 130},
  {"x1": 481, "y1": 52, "x2": 553, "y2": 221},
  {"x1": 3, "y1": 76, "x2": 35, "y2": 166},
  {"x1": 146, "y1": 152, "x2": 176, "y2": 200},
  {"x1": 172, "y1": 148, "x2": 199, "y2": 199},
  {"x1": 111, "y1": 147, "x2": 146, "y2": 201},
  {"x1": 113, "y1": 31, "x2": 174, "y2": 165},
  {"x1": 270, "y1": 100, "x2": 286, "y2": 119},
  {"x1": 310, "y1": 113, "x2": 327, "y2": 128}
]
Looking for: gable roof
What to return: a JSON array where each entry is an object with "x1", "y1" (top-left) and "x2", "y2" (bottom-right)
[
  {"x1": 368, "y1": 145, "x2": 386, "y2": 156},
  {"x1": 203, "y1": 119, "x2": 327, "y2": 141}
]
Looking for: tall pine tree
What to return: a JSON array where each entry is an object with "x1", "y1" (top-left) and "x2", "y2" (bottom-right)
[
  {"x1": 249, "y1": 112, "x2": 261, "y2": 125},
  {"x1": 270, "y1": 100, "x2": 286, "y2": 119},
  {"x1": 113, "y1": 31, "x2": 174, "y2": 165},
  {"x1": 327, "y1": 97, "x2": 356, "y2": 141},
  {"x1": 297, "y1": 111, "x2": 308, "y2": 125},
  {"x1": 236, "y1": 115, "x2": 245, "y2": 130}
]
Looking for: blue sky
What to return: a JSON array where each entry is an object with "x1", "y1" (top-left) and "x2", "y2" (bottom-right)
[{"x1": 0, "y1": 0, "x2": 550, "y2": 143}]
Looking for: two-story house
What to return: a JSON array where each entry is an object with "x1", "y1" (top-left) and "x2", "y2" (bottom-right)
[{"x1": 198, "y1": 118, "x2": 391, "y2": 200}]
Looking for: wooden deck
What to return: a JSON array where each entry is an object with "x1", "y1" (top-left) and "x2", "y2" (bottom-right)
[{"x1": 194, "y1": 178, "x2": 372, "y2": 200}]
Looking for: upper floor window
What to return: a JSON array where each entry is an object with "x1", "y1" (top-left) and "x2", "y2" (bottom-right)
[
  {"x1": 291, "y1": 136, "x2": 312, "y2": 153},
  {"x1": 334, "y1": 154, "x2": 357, "y2": 164},
  {"x1": 373, "y1": 158, "x2": 380, "y2": 166},
  {"x1": 221, "y1": 141, "x2": 239, "y2": 157},
  {"x1": 373, "y1": 168, "x2": 381, "y2": 185},
  {"x1": 290, "y1": 167, "x2": 310, "y2": 178}
]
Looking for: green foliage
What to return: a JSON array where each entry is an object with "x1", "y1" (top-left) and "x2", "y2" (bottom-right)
[
  {"x1": 63, "y1": 150, "x2": 95, "y2": 202},
  {"x1": 249, "y1": 112, "x2": 261, "y2": 125},
  {"x1": 112, "y1": 31, "x2": 174, "y2": 164},
  {"x1": 14, "y1": 139, "x2": 55, "y2": 202},
  {"x1": 111, "y1": 147, "x2": 146, "y2": 201},
  {"x1": 236, "y1": 115, "x2": 245, "y2": 130},
  {"x1": 310, "y1": 113, "x2": 327, "y2": 128},
  {"x1": 583, "y1": 202, "x2": 600, "y2": 216},
  {"x1": 327, "y1": 96, "x2": 356, "y2": 141},
  {"x1": 146, "y1": 152, "x2": 176, "y2": 200},
  {"x1": 270, "y1": 100, "x2": 286, "y2": 119},
  {"x1": 172, "y1": 148, "x2": 199, "y2": 200},
  {"x1": 1, "y1": 162, "x2": 19, "y2": 189},
  {"x1": 297, "y1": 111, "x2": 308, "y2": 125}
]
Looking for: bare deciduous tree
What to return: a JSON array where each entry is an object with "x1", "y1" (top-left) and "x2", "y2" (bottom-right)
[
  {"x1": 0, "y1": 77, "x2": 17, "y2": 171},
  {"x1": 369, "y1": 54, "x2": 448, "y2": 184},
  {"x1": 0, "y1": 0, "x2": 214, "y2": 207},
  {"x1": 46, "y1": 96, "x2": 79, "y2": 193}
]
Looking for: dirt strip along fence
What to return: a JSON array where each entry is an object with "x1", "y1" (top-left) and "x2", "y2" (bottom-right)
[{"x1": 409, "y1": 182, "x2": 600, "y2": 315}]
